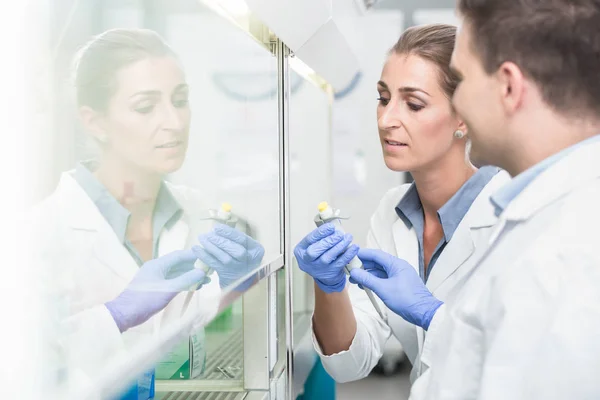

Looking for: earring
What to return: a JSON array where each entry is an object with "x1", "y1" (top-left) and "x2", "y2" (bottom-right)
[{"x1": 453, "y1": 129, "x2": 465, "y2": 139}]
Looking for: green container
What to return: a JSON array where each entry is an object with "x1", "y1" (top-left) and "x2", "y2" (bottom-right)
[
  {"x1": 205, "y1": 305, "x2": 233, "y2": 333},
  {"x1": 155, "y1": 329, "x2": 206, "y2": 380}
]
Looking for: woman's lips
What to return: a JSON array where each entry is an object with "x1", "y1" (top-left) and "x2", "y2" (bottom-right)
[
  {"x1": 385, "y1": 139, "x2": 407, "y2": 146},
  {"x1": 156, "y1": 140, "x2": 182, "y2": 149}
]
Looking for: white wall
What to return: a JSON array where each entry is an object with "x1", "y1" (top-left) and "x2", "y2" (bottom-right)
[
  {"x1": 331, "y1": 9, "x2": 405, "y2": 246},
  {"x1": 413, "y1": 8, "x2": 460, "y2": 26}
]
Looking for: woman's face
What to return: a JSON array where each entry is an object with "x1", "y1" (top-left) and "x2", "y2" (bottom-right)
[
  {"x1": 96, "y1": 56, "x2": 191, "y2": 175},
  {"x1": 377, "y1": 53, "x2": 463, "y2": 173}
]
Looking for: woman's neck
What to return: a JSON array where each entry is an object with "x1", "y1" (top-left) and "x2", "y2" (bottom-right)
[
  {"x1": 93, "y1": 156, "x2": 162, "y2": 220},
  {"x1": 411, "y1": 154, "x2": 476, "y2": 221}
]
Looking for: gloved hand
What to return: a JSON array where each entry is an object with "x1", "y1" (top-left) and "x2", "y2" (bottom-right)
[
  {"x1": 349, "y1": 248, "x2": 443, "y2": 330},
  {"x1": 105, "y1": 249, "x2": 206, "y2": 333},
  {"x1": 293, "y1": 223, "x2": 360, "y2": 294},
  {"x1": 192, "y1": 223, "x2": 265, "y2": 289}
]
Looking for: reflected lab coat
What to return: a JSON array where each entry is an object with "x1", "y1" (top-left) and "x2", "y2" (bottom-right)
[
  {"x1": 315, "y1": 171, "x2": 511, "y2": 382},
  {"x1": 31, "y1": 173, "x2": 220, "y2": 394},
  {"x1": 408, "y1": 140, "x2": 600, "y2": 399}
]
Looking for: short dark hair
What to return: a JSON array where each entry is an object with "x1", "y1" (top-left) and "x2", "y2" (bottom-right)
[
  {"x1": 458, "y1": 0, "x2": 600, "y2": 116},
  {"x1": 391, "y1": 24, "x2": 459, "y2": 100}
]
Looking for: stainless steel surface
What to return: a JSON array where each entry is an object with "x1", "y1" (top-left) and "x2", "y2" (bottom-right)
[
  {"x1": 270, "y1": 367, "x2": 287, "y2": 399},
  {"x1": 292, "y1": 312, "x2": 311, "y2": 345},
  {"x1": 153, "y1": 256, "x2": 284, "y2": 393},
  {"x1": 217, "y1": 255, "x2": 284, "y2": 313},
  {"x1": 244, "y1": 392, "x2": 269, "y2": 400},
  {"x1": 270, "y1": 355, "x2": 287, "y2": 387},
  {"x1": 277, "y1": 38, "x2": 294, "y2": 400},
  {"x1": 243, "y1": 278, "x2": 270, "y2": 390},
  {"x1": 276, "y1": 270, "x2": 287, "y2": 379},
  {"x1": 204, "y1": 328, "x2": 243, "y2": 381},
  {"x1": 290, "y1": 312, "x2": 316, "y2": 398},
  {"x1": 268, "y1": 273, "x2": 278, "y2": 372},
  {"x1": 156, "y1": 325, "x2": 244, "y2": 392},
  {"x1": 156, "y1": 391, "x2": 247, "y2": 400}
]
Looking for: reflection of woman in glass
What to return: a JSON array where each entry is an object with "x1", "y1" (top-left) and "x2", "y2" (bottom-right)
[{"x1": 35, "y1": 28, "x2": 264, "y2": 384}]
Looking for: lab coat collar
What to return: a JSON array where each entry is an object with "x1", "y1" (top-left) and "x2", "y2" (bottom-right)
[
  {"x1": 426, "y1": 171, "x2": 509, "y2": 293},
  {"x1": 426, "y1": 221, "x2": 474, "y2": 292},
  {"x1": 390, "y1": 171, "x2": 507, "y2": 281},
  {"x1": 58, "y1": 172, "x2": 116, "y2": 231},
  {"x1": 390, "y1": 209, "x2": 473, "y2": 294},
  {"x1": 391, "y1": 172, "x2": 509, "y2": 292},
  {"x1": 54, "y1": 173, "x2": 138, "y2": 281},
  {"x1": 55, "y1": 173, "x2": 190, "y2": 281},
  {"x1": 465, "y1": 171, "x2": 511, "y2": 229},
  {"x1": 391, "y1": 219, "x2": 420, "y2": 275},
  {"x1": 502, "y1": 140, "x2": 600, "y2": 221}
]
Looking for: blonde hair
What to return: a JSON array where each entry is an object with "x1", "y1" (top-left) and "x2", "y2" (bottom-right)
[
  {"x1": 391, "y1": 23, "x2": 459, "y2": 100},
  {"x1": 72, "y1": 28, "x2": 176, "y2": 111}
]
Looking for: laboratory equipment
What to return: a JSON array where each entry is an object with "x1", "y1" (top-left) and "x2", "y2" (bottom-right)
[
  {"x1": 194, "y1": 224, "x2": 265, "y2": 288},
  {"x1": 350, "y1": 248, "x2": 443, "y2": 330},
  {"x1": 313, "y1": 202, "x2": 388, "y2": 322},
  {"x1": 181, "y1": 203, "x2": 239, "y2": 316},
  {"x1": 294, "y1": 224, "x2": 358, "y2": 293},
  {"x1": 197, "y1": 203, "x2": 239, "y2": 276}
]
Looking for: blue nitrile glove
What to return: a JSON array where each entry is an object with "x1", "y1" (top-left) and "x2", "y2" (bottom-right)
[
  {"x1": 349, "y1": 248, "x2": 443, "y2": 330},
  {"x1": 192, "y1": 223, "x2": 265, "y2": 289},
  {"x1": 105, "y1": 249, "x2": 206, "y2": 333},
  {"x1": 293, "y1": 223, "x2": 360, "y2": 294}
]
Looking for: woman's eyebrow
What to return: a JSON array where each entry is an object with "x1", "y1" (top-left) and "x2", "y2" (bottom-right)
[
  {"x1": 399, "y1": 86, "x2": 430, "y2": 97},
  {"x1": 129, "y1": 90, "x2": 160, "y2": 98},
  {"x1": 377, "y1": 81, "x2": 430, "y2": 96}
]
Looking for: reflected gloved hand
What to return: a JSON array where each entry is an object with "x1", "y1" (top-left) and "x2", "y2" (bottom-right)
[
  {"x1": 105, "y1": 249, "x2": 206, "y2": 333},
  {"x1": 293, "y1": 223, "x2": 360, "y2": 294},
  {"x1": 192, "y1": 223, "x2": 265, "y2": 289},
  {"x1": 349, "y1": 249, "x2": 443, "y2": 330}
]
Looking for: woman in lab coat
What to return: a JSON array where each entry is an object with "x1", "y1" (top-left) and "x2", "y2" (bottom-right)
[
  {"x1": 32, "y1": 28, "x2": 264, "y2": 389},
  {"x1": 294, "y1": 24, "x2": 510, "y2": 383}
]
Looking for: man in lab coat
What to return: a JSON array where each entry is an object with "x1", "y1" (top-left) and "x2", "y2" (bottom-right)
[{"x1": 349, "y1": 1, "x2": 600, "y2": 398}]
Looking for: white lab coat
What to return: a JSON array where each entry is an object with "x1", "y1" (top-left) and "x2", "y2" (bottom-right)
[
  {"x1": 410, "y1": 139, "x2": 600, "y2": 400},
  {"x1": 313, "y1": 170, "x2": 511, "y2": 383},
  {"x1": 31, "y1": 173, "x2": 220, "y2": 396}
]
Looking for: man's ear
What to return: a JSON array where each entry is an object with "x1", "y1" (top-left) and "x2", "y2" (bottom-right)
[
  {"x1": 79, "y1": 106, "x2": 108, "y2": 143},
  {"x1": 496, "y1": 61, "x2": 526, "y2": 115}
]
